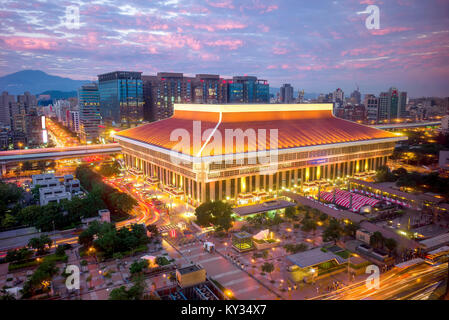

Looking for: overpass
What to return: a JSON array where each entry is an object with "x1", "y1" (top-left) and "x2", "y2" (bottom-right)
[
  {"x1": 372, "y1": 121, "x2": 441, "y2": 130},
  {"x1": 0, "y1": 143, "x2": 122, "y2": 175}
]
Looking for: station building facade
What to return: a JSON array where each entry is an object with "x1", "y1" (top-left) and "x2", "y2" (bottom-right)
[{"x1": 115, "y1": 104, "x2": 406, "y2": 205}]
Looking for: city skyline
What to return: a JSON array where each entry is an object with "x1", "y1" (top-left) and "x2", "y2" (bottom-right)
[{"x1": 0, "y1": 1, "x2": 448, "y2": 97}]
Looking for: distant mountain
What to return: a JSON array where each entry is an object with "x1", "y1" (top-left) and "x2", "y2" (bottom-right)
[
  {"x1": 0, "y1": 70, "x2": 91, "y2": 95},
  {"x1": 39, "y1": 90, "x2": 78, "y2": 100}
]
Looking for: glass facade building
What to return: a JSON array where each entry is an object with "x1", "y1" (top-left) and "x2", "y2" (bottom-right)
[
  {"x1": 229, "y1": 76, "x2": 269, "y2": 103},
  {"x1": 98, "y1": 71, "x2": 143, "y2": 128}
]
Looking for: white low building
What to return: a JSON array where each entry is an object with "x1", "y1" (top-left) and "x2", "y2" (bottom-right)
[{"x1": 39, "y1": 185, "x2": 72, "y2": 206}]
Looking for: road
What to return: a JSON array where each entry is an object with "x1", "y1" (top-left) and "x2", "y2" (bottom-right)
[{"x1": 310, "y1": 262, "x2": 448, "y2": 300}]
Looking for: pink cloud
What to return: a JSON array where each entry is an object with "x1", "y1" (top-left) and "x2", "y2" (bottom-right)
[
  {"x1": 272, "y1": 47, "x2": 288, "y2": 55},
  {"x1": 206, "y1": 0, "x2": 235, "y2": 9},
  {"x1": 370, "y1": 27, "x2": 413, "y2": 35},
  {"x1": 2, "y1": 37, "x2": 58, "y2": 50},
  {"x1": 205, "y1": 39, "x2": 244, "y2": 50}
]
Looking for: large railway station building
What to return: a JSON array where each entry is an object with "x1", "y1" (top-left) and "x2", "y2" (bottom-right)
[{"x1": 115, "y1": 104, "x2": 406, "y2": 205}]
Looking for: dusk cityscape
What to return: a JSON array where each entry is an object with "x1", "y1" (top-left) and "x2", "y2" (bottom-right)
[{"x1": 0, "y1": 0, "x2": 449, "y2": 310}]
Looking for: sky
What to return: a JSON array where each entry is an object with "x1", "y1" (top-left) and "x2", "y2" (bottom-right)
[{"x1": 0, "y1": 0, "x2": 448, "y2": 97}]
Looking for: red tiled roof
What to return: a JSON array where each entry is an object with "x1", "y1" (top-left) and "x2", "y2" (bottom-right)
[{"x1": 116, "y1": 106, "x2": 398, "y2": 157}]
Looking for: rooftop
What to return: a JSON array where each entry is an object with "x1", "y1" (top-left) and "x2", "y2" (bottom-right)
[
  {"x1": 115, "y1": 104, "x2": 402, "y2": 157},
  {"x1": 287, "y1": 247, "x2": 347, "y2": 269},
  {"x1": 232, "y1": 199, "x2": 296, "y2": 217},
  {"x1": 177, "y1": 264, "x2": 202, "y2": 275},
  {"x1": 419, "y1": 232, "x2": 449, "y2": 250}
]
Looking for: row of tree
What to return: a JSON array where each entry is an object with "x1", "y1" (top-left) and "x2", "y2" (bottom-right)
[
  {"x1": 76, "y1": 165, "x2": 137, "y2": 218},
  {"x1": 78, "y1": 221, "x2": 148, "y2": 258},
  {"x1": 0, "y1": 181, "x2": 23, "y2": 229},
  {"x1": 16, "y1": 190, "x2": 105, "y2": 232}
]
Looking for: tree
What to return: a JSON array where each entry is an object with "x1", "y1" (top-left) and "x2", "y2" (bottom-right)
[
  {"x1": 375, "y1": 165, "x2": 396, "y2": 183},
  {"x1": 369, "y1": 231, "x2": 385, "y2": 249},
  {"x1": 146, "y1": 224, "x2": 159, "y2": 239},
  {"x1": 384, "y1": 238, "x2": 397, "y2": 255},
  {"x1": 195, "y1": 201, "x2": 234, "y2": 232},
  {"x1": 129, "y1": 260, "x2": 148, "y2": 275},
  {"x1": 343, "y1": 222, "x2": 360, "y2": 238},
  {"x1": 301, "y1": 218, "x2": 317, "y2": 233},
  {"x1": 21, "y1": 260, "x2": 58, "y2": 298},
  {"x1": 322, "y1": 219, "x2": 342, "y2": 244},
  {"x1": 261, "y1": 262, "x2": 275, "y2": 280},
  {"x1": 284, "y1": 206, "x2": 297, "y2": 220},
  {"x1": 109, "y1": 275, "x2": 146, "y2": 300},
  {"x1": 99, "y1": 161, "x2": 121, "y2": 177},
  {"x1": 28, "y1": 235, "x2": 53, "y2": 255},
  {"x1": 5, "y1": 248, "x2": 33, "y2": 263}
]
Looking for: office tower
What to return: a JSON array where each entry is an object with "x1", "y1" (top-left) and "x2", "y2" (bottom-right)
[
  {"x1": 379, "y1": 87, "x2": 401, "y2": 121},
  {"x1": 364, "y1": 94, "x2": 379, "y2": 122},
  {"x1": 227, "y1": 79, "x2": 244, "y2": 103},
  {"x1": 53, "y1": 100, "x2": 71, "y2": 126},
  {"x1": 78, "y1": 83, "x2": 101, "y2": 144},
  {"x1": 399, "y1": 91, "x2": 408, "y2": 118},
  {"x1": 0, "y1": 91, "x2": 16, "y2": 128},
  {"x1": 69, "y1": 110, "x2": 80, "y2": 133},
  {"x1": 297, "y1": 89, "x2": 305, "y2": 103},
  {"x1": 350, "y1": 87, "x2": 361, "y2": 105},
  {"x1": 230, "y1": 76, "x2": 269, "y2": 103},
  {"x1": 143, "y1": 72, "x2": 192, "y2": 122},
  {"x1": 142, "y1": 73, "x2": 227, "y2": 122},
  {"x1": 333, "y1": 88, "x2": 344, "y2": 104},
  {"x1": 98, "y1": 71, "x2": 143, "y2": 128},
  {"x1": 280, "y1": 84, "x2": 294, "y2": 103},
  {"x1": 17, "y1": 92, "x2": 37, "y2": 114},
  {"x1": 193, "y1": 74, "x2": 228, "y2": 104}
]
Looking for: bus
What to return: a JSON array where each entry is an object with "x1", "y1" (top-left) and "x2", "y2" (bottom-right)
[{"x1": 425, "y1": 246, "x2": 449, "y2": 265}]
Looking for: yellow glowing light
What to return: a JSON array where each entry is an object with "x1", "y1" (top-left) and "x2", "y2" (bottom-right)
[
  {"x1": 241, "y1": 178, "x2": 246, "y2": 192},
  {"x1": 225, "y1": 290, "x2": 233, "y2": 297}
]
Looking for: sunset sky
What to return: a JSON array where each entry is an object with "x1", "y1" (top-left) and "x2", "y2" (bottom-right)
[{"x1": 0, "y1": 0, "x2": 448, "y2": 96}]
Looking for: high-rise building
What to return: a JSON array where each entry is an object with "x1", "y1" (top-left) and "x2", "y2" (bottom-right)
[
  {"x1": 350, "y1": 87, "x2": 361, "y2": 105},
  {"x1": 379, "y1": 87, "x2": 403, "y2": 121},
  {"x1": 78, "y1": 83, "x2": 101, "y2": 144},
  {"x1": 142, "y1": 72, "x2": 268, "y2": 122},
  {"x1": 399, "y1": 91, "x2": 408, "y2": 118},
  {"x1": 280, "y1": 84, "x2": 294, "y2": 103},
  {"x1": 98, "y1": 71, "x2": 143, "y2": 128},
  {"x1": 333, "y1": 88, "x2": 344, "y2": 104},
  {"x1": 53, "y1": 100, "x2": 71, "y2": 126},
  {"x1": 69, "y1": 110, "x2": 80, "y2": 133},
  {"x1": 142, "y1": 73, "x2": 193, "y2": 122},
  {"x1": 364, "y1": 94, "x2": 379, "y2": 122},
  {"x1": 194, "y1": 74, "x2": 228, "y2": 104},
  {"x1": 17, "y1": 92, "x2": 37, "y2": 114},
  {"x1": 297, "y1": 90, "x2": 305, "y2": 103},
  {"x1": 230, "y1": 76, "x2": 269, "y2": 103},
  {"x1": 0, "y1": 91, "x2": 16, "y2": 128}
]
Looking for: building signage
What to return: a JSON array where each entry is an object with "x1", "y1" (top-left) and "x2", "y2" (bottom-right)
[{"x1": 308, "y1": 158, "x2": 328, "y2": 165}]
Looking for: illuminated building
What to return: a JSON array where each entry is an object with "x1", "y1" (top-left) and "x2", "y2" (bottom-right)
[
  {"x1": 98, "y1": 71, "x2": 143, "y2": 128},
  {"x1": 115, "y1": 104, "x2": 406, "y2": 204},
  {"x1": 280, "y1": 84, "x2": 294, "y2": 104},
  {"x1": 78, "y1": 83, "x2": 101, "y2": 144}
]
